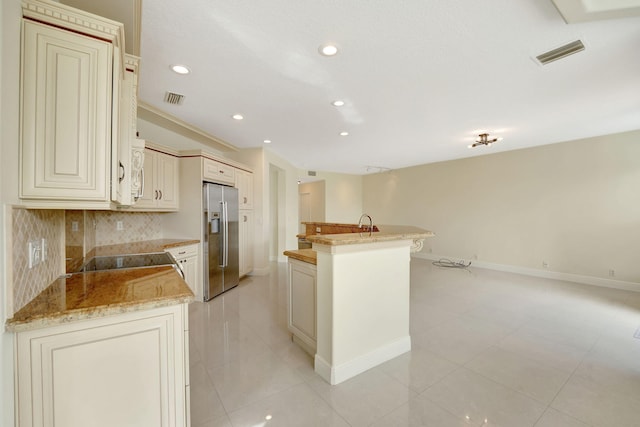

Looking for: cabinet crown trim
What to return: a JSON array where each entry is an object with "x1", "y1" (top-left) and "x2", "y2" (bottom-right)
[{"x1": 22, "y1": 0, "x2": 125, "y2": 45}]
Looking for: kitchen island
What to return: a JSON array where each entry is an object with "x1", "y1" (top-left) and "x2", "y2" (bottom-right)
[
  {"x1": 6, "y1": 240, "x2": 196, "y2": 427},
  {"x1": 298, "y1": 225, "x2": 434, "y2": 385}
]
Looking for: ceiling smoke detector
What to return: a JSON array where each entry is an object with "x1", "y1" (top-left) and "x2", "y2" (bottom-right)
[
  {"x1": 469, "y1": 133, "x2": 502, "y2": 148},
  {"x1": 536, "y1": 39, "x2": 585, "y2": 65},
  {"x1": 164, "y1": 91, "x2": 185, "y2": 105}
]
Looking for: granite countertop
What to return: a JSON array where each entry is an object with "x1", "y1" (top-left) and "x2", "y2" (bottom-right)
[
  {"x1": 10, "y1": 238, "x2": 199, "y2": 332},
  {"x1": 283, "y1": 249, "x2": 317, "y2": 265},
  {"x1": 67, "y1": 239, "x2": 200, "y2": 273},
  {"x1": 6, "y1": 266, "x2": 194, "y2": 332},
  {"x1": 305, "y1": 225, "x2": 434, "y2": 246},
  {"x1": 88, "y1": 238, "x2": 200, "y2": 258}
]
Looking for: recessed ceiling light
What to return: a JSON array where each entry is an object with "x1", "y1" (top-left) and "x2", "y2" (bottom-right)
[
  {"x1": 340, "y1": 131, "x2": 349, "y2": 136},
  {"x1": 263, "y1": 139, "x2": 271, "y2": 144},
  {"x1": 319, "y1": 44, "x2": 339, "y2": 56},
  {"x1": 171, "y1": 64, "x2": 190, "y2": 75},
  {"x1": 332, "y1": 100, "x2": 345, "y2": 107},
  {"x1": 232, "y1": 114, "x2": 244, "y2": 120}
]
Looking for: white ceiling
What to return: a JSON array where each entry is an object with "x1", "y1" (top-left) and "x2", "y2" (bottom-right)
[{"x1": 135, "y1": 0, "x2": 640, "y2": 175}]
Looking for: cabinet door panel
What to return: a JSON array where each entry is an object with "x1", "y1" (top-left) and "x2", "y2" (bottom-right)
[
  {"x1": 133, "y1": 149, "x2": 156, "y2": 209},
  {"x1": 16, "y1": 306, "x2": 187, "y2": 427},
  {"x1": 157, "y1": 153, "x2": 179, "y2": 209},
  {"x1": 21, "y1": 20, "x2": 111, "y2": 200}
]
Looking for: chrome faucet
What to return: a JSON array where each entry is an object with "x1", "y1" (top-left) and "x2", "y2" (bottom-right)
[{"x1": 358, "y1": 214, "x2": 373, "y2": 233}]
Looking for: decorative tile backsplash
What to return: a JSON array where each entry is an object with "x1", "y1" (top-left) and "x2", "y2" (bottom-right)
[
  {"x1": 12, "y1": 208, "x2": 64, "y2": 313},
  {"x1": 12, "y1": 209, "x2": 164, "y2": 314},
  {"x1": 94, "y1": 211, "x2": 162, "y2": 246}
]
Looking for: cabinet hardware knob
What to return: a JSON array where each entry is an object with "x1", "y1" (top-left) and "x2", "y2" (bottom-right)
[
  {"x1": 159, "y1": 190, "x2": 163, "y2": 199},
  {"x1": 154, "y1": 190, "x2": 158, "y2": 200},
  {"x1": 118, "y1": 162, "x2": 125, "y2": 183}
]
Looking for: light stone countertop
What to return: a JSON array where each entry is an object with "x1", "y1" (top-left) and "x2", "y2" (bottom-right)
[
  {"x1": 304, "y1": 225, "x2": 434, "y2": 246},
  {"x1": 8, "y1": 239, "x2": 199, "y2": 332},
  {"x1": 283, "y1": 249, "x2": 317, "y2": 265}
]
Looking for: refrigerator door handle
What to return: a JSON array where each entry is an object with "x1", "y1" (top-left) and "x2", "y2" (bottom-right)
[
  {"x1": 219, "y1": 201, "x2": 226, "y2": 267},
  {"x1": 223, "y1": 201, "x2": 229, "y2": 268}
]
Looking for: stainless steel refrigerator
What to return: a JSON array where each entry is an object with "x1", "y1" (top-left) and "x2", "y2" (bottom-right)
[{"x1": 203, "y1": 182, "x2": 239, "y2": 301}]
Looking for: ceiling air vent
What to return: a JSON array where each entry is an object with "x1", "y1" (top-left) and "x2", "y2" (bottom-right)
[
  {"x1": 164, "y1": 91, "x2": 185, "y2": 105},
  {"x1": 307, "y1": 171, "x2": 317, "y2": 177},
  {"x1": 536, "y1": 40, "x2": 585, "y2": 65}
]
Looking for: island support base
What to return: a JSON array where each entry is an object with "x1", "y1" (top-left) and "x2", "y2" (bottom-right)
[{"x1": 313, "y1": 240, "x2": 412, "y2": 385}]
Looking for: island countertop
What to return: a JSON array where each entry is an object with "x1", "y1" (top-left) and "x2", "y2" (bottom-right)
[
  {"x1": 304, "y1": 225, "x2": 434, "y2": 246},
  {"x1": 6, "y1": 266, "x2": 194, "y2": 332}
]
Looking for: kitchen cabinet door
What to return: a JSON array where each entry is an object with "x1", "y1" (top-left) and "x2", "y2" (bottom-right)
[
  {"x1": 235, "y1": 169, "x2": 254, "y2": 209},
  {"x1": 20, "y1": 20, "x2": 112, "y2": 203},
  {"x1": 15, "y1": 304, "x2": 189, "y2": 427},
  {"x1": 288, "y1": 259, "x2": 317, "y2": 354},
  {"x1": 131, "y1": 149, "x2": 179, "y2": 211},
  {"x1": 112, "y1": 54, "x2": 142, "y2": 206},
  {"x1": 156, "y1": 152, "x2": 179, "y2": 209},
  {"x1": 239, "y1": 210, "x2": 254, "y2": 277},
  {"x1": 166, "y1": 244, "x2": 199, "y2": 292}
]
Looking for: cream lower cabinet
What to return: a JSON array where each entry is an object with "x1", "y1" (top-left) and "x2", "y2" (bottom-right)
[
  {"x1": 133, "y1": 149, "x2": 179, "y2": 211},
  {"x1": 15, "y1": 304, "x2": 190, "y2": 427},
  {"x1": 166, "y1": 244, "x2": 200, "y2": 293},
  {"x1": 239, "y1": 210, "x2": 254, "y2": 277},
  {"x1": 287, "y1": 259, "x2": 317, "y2": 354}
]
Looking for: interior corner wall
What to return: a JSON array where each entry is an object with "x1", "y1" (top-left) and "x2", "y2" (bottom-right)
[
  {"x1": 363, "y1": 130, "x2": 640, "y2": 284},
  {"x1": 305, "y1": 171, "x2": 363, "y2": 223},
  {"x1": 298, "y1": 181, "x2": 326, "y2": 223}
]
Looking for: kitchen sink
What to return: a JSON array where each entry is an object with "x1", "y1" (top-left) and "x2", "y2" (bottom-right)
[{"x1": 77, "y1": 252, "x2": 180, "y2": 273}]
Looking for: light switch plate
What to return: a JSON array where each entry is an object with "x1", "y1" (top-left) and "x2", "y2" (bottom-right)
[{"x1": 28, "y1": 239, "x2": 42, "y2": 269}]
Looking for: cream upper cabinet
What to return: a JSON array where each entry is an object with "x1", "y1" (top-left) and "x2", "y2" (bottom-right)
[
  {"x1": 235, "y1": 169, "x2": 254, "y2": 209},
  {"x1": 19, "y1": 0, "x2": 125, "y2": 209},
  {"x1": 203, "y1": 158, "x2": 235, "y2": 185},
  {"x1": 20, "y1": 20, "x2": 113, "y2": 204},
  {"x1": 132, "y1": 148, "x2": 179, "y2": 211},
  {"x1": 112, "y1": 54, "x2": 144, "y2": 206}
]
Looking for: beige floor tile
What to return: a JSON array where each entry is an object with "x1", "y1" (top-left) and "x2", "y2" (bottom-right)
[
  {"x1": 378, "y1": 347, "x2": 460, "y2": 393},
  {"x1": 534, "y1": 408, "x2": 590, "y2": 427},
  {"x1": 422, "y1": 367, "x2": 546, "y2": 427},
  {"x1": 466, "y1": 346, "x2": 570, "y2": 404},
  {"x1": 228, "y1": 383, "x2": 350, "y2": 427}
]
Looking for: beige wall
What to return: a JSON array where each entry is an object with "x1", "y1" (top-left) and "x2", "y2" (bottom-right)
[
  {"x1": 364, "y1": 130, "x2": 640, "y2": 283},
  {"x1": 299, "y1": 181, "x2": 326, "y2": 230},
  {"x1": 299, "y1": 171, "x2": 363, "y2": 224}
]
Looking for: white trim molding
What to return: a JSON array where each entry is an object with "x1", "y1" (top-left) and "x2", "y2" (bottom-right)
[{"x1": 414, "y1": 252, "x2": 640, "y2": 293}]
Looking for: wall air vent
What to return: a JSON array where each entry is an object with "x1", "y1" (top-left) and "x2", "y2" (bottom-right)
[
  {"x1": 536, "y1": 40, "x2": 585, "y2": 65},
  {"x1": 164, "y1": 91, "x2": 185, "y2": 105},
  {"x1": 307, "y1": 171, "x2": 317, "y2": 176}
]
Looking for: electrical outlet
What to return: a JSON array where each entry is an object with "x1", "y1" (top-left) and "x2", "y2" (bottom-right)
[
  {"x1": 28, "y1": 239, "x2": 42, "y2": 269},
  {"x1": 41, "y1": 238, "x2": 47, "y2": 262},
  {"x1": 473, "y1": 254, "x2": 478, "y2": 260},
  {"x1": 116, "y1": 220, "x2": 124, "y2": 231},
  {"x1": 609, "y1": 269, "x2": 615, "y2": 277},
  {"x1": 71, "y1": 221, "x2": 79, "y2": 232},
  {"x1": 542, "y1": 261, "x2": 549, "y2": 269},
  {"x1": 315, "y1": 227, "x2": 321, "y2": 232}
]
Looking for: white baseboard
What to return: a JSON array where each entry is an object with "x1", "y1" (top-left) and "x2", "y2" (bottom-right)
[
  {"x1": 314, "y1": 336, "x2": 411, "y2": 385},
  {"x1": 413, "y1": 252, "x2": 640, "y2": 293}
]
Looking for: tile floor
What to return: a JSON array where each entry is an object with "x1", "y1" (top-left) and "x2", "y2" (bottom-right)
[{"x1": 188, "y1": 258, "x2": 640, "y2": 427}]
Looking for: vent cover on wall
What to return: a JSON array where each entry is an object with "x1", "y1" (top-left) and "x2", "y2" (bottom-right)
[
  {"x1": 164, "y1": 91, "x2": 185, "y2": 105},
  {"x1": 536, "y1": 40, "x2": 585, "y2": 65},
  {"x1": 307, "y1": 171, "x2": 317, "y2": 176}
]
